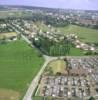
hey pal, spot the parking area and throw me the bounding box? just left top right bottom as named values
left=66, top=56, right=98, bottom=95
left=38, top=56, right=98, bottom=99
left=39, top=76, right=96, bottom=98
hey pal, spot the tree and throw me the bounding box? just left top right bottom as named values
left=17, top=34, right=21, bottom=40
left=89, top=96, right=95, bottom=100
left=0, top=36, right=7, bottom=44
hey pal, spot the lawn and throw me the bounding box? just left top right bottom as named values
left=68, top=46, right=84, bottom=56
left=47, top=60, right=66, bottom=75
left=59, top=25, right=98, bottom=43
left=0, top=40, right=44, bottom=100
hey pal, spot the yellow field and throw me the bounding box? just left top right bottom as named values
left=0, top=32, right=17, bottom=39
left=48, top=60, right=66, bottom=74
left=0, top=89, right=20, bottom=100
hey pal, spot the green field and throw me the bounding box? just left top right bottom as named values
left=68, top=46, right=84, bottom=56
left=0, top=40, right=44, bottom=100
left=59, top=25, right=98, bottom=43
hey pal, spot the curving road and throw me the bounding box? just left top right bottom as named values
left=11, top=29, right=65, bottom=100
left=23, top=59, right=48, bottom=100
left=21, top=34, right=62, bottom=100
left=23, top=55, right=58, bottom=100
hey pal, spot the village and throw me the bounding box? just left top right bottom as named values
left=0, top=5, right=98, bottom=100
left=0, top=19, right=97, bottom=55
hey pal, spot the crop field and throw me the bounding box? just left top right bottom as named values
left=0, top=10, right=33, bottom=19
left=59, top=25, right=98, bottom=43
left=0, top=40, right=44, bottom=100
left=0, top=32, right=17, bottom=39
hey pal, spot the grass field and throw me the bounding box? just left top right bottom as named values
left=68, top=46, right=84, bottom=56
left=0, top=40, right=44, bottom=100
left=59, top=25, right=98, bottom=43
left=47, top=60, right=66, bottom=75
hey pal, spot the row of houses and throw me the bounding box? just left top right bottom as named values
left=66, top=34, right=96, bottom=52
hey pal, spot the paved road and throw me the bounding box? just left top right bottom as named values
left=19, top=34, right=55, bottom=100
left=21, top=35, right=31, bottom=45
left=23, top=55, right=58, bottom=100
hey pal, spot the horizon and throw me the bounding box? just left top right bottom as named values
left=0, top=0, right=98, bottom=11
left=0, top=4, right=98, bottom=11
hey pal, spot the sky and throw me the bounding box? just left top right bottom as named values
left=0, top=0, right=98, bottom=10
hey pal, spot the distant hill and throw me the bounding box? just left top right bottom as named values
left=0, top=5, right=98, bottom=13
